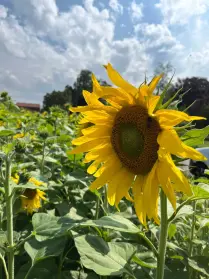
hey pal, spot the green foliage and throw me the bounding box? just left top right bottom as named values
left=0, top=92, right=209, bottom=279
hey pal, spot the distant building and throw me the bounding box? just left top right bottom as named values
left=16, top=103, right=40, bottom=112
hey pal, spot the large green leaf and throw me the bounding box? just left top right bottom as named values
left=24, top=237, right=66, bottom=264
left=32, top=213, right=78, bottom=241
left=0, top=128, right=15, bottom=137
left=182, top=126, right=209, bottom=147
left=80, top=215, right=140, bottom=234
left=191, top=183, right=209, bottom=200
left=16, top=259, right=59, bottom=279
left=74, top=234, right=136, bottom=277
left=188, top=256, right=209, bottom=276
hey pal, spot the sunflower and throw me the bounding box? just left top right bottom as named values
left=13, top=133, right=24, bottom=139
left=70, top=63, right=206, bottom=225
left=11, top=174, right=47, bottom=214
left=21, top=188, right=46, bottom=214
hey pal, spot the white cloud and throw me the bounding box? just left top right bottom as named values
left=134, top=23, right=184, bottom=52
left=0, top=5, right=8, bottom=18
left=0, top=0, right=151, bottom=103
left=156, top=0, right=209, bottom=25
left=109, top=0, right=123, bottom=14
left=129, top=1, right=143, bottom=22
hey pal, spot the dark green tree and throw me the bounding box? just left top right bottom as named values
left=154, top=62, right=174, bottom=91
left=169, top=77, right=209, bottom=128
left=42, top=86, right=73, bottom=111
left=72, top=70, right=110, bottom=106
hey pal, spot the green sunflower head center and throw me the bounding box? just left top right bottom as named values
left=111, top=105, right=161, bottom=175
left=119, top=123, right=144, bottom=158
left=23, top=189, right=37, bottom=200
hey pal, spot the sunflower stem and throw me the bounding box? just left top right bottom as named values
left=104, top=184, right=109, bottom=215
left=95, top=196, right=100, bottom=219
left=156, top=190, right=168, bottom=279
left=188, top=201, right=196, bottom=279
left=4, top=156, right=14, bottom=279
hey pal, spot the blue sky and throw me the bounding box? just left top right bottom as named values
left=0, top=0, right=209, bottom=104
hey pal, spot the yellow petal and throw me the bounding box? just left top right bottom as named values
left=143, top=162, right=160, bottom=224
left=107, top=168, right=128, bottom=206
left=158, top=129, right=207, bottom=161
left=72, top=127, right=110, bottom=145
left=71, top=104, right=118, bottom=114
left=84, top=143, right=113, bottom=162
left=82, top=90, right=102, bottom=106
left=89, top=155, right=121, bottom=191
left=158, top=149, right=192, bottom=196
left=148, top=95, right=160, bottom=114
left=92, top=73, right=102, bottom=97
left=157, top=160, right=176, bottom=210
left=155, top=109, right=206, bottom=128
left=81, top=125, right=112, bottom=136
left=115, top=171, right=135, bottom=207
left=69, top=139, right=109, bottom=154
left=87, top=159, right=102, bottom=174
left=105, top=63, right=138, bottom=96
left=132, top=175, right=147, bottom=225
left=148, top=74, right=163, bottom=96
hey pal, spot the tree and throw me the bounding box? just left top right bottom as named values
left=42, top=69, right=110, bottom=110
left=72, top=70, right=110, bottom=106
left=154, top=62, right=174, bottom=91
left=43, top=86, right=73, bottom=111
left=170, top=77, right=209, bottom=128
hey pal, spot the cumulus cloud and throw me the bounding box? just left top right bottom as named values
left=0, top=0, right=151, bottom=103
left=156, top=0, right=209, bottom=25
left=134, top=23, right=184, bottom=52
left=109, top=0, right=123, bottom=15
left=0, top=5, right=8, bottom=18
left=129, top=1, right=143, bottom=22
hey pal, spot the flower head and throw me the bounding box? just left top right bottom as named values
left=11, top=174, right=47, bottom=214
left=70, top=63, right=206, bottom=225
left=13, top=133, right=24, bottom=139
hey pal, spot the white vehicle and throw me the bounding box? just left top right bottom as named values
left=180, top=147, right=209, bottom=178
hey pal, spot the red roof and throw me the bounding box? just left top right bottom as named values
left=16, top=102, right=40, bottom=108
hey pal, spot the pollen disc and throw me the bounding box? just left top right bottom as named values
left=23, top=189, right=37, bottom=200
left=111, top=105, right=161, bottom=175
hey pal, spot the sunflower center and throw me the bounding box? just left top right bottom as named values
left=111, top=105, right=161, bottom=175
left=23, top=189, right=37, bottom=200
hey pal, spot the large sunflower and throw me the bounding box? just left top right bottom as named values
left=70, top=63, right=206, bottom=225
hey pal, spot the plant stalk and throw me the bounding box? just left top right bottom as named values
left=4, top=158, right=14, bottom=279
left=156, top=190, right=168, bottom=279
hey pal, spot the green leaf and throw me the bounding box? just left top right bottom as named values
left=16, top=259, right=59, bottom=279
left=74, top=235, right=136, bottom=277
left=80, top=215, right=140, bottom=234
left=191, top=183, right=209, bottom=200
left=182, top=126, right=209, bottom=147
left=0, top=128, right=15, bottom=136
left=168, top=224, right=177, bottom=240
left=44, top=156, right=59, bottom=164
left=188, top=256, right=209, bottom=276
left=132, top=251, right=157, bottom=269
left=32, top=213, right=78, bottom=241
left=62, top=271, right=99, bottom=279
left=14, top=182, right=47, bottom=191
left=24, top=237, right=66, bottom=264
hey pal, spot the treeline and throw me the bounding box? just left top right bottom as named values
left=42, top=70, right=109, bottom=111
left=42, top=65, right=209, bottom=128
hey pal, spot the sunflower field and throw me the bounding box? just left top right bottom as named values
left=1, top=65, right=209, bottom=279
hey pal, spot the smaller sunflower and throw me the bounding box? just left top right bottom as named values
left=11, top=174, right=47, bottom=214
left=13, top=133, right=24, bottom=139
left=21, top=188, right=46, bottom=214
